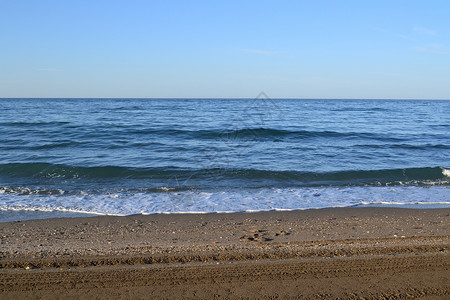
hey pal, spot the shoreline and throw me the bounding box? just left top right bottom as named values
left=1, top=207, right=449, bottom=298
left=1, top=202, right=449, bottom=223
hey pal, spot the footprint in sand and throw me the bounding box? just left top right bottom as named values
left=240, top=229, right=291, bottom=242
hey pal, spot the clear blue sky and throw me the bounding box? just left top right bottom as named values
left=1, top=0, right=449, bottom=99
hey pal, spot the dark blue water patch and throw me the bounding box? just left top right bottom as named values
left=4, top=125, right=412, bottom=142
left=214, top=128, right=407, bottom=142
left=428, top=124, right=450, bottom=128
left=356, top=143, right=450, bottom=150
left=26, top=141, right=83, bottom=150
left=330, top=107, right=393, bottom=112
left=0, top=121, right=71, bottom=127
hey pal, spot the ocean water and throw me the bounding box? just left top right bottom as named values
left=0, top=97, right=449, bottom=221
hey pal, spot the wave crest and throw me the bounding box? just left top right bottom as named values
left=0, top=163, right=449, bottom=187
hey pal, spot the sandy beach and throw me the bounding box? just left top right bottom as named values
left=1, top=207, right=449, bottom=299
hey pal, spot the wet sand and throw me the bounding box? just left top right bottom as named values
left=1, top=207, right=449, bottom=299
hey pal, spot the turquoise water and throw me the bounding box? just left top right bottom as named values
left=0, top=98, right=449, bottom=221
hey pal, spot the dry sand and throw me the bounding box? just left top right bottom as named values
left=0, top=207, right=449, bottom=299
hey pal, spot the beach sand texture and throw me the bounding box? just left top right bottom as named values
left=1, top=207, right=449, bottom=299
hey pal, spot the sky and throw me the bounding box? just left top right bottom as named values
left=1, top=0, right=450, bottom=99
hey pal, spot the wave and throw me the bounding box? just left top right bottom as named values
left=0, top=121, right=70, bottom=127
left=331, top=107, right=392, bottom=112
left=1, top=163, right=448, bottom=187
left=357, top=143, right=450, bottom=150
left=0, top=186, right=67, bottom=195
left=3, top=123, right=410, bottom=142
left=0, top=185, right=194, bottom=196
left=126, top=127, right=407, bottom=142
left=224, top=166, right=450, bottom=186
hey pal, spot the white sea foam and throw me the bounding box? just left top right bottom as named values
left=442, top=167, right=450, bottom=177
left=0, top=185, right=449, bottom=222
left=0, top=205, right=120, bottom=216
left=156, top=187, right=176, bottom=192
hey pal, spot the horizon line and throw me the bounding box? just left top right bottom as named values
left=1, top=97, right=449, bottom=101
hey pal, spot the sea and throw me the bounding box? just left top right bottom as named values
left=0, top=97, right=449, bottom=222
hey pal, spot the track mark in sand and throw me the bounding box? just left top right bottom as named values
left=0, top=252, right=448, bottom=292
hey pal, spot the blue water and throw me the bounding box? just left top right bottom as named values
left=0, top=98, right=449, bottom=221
